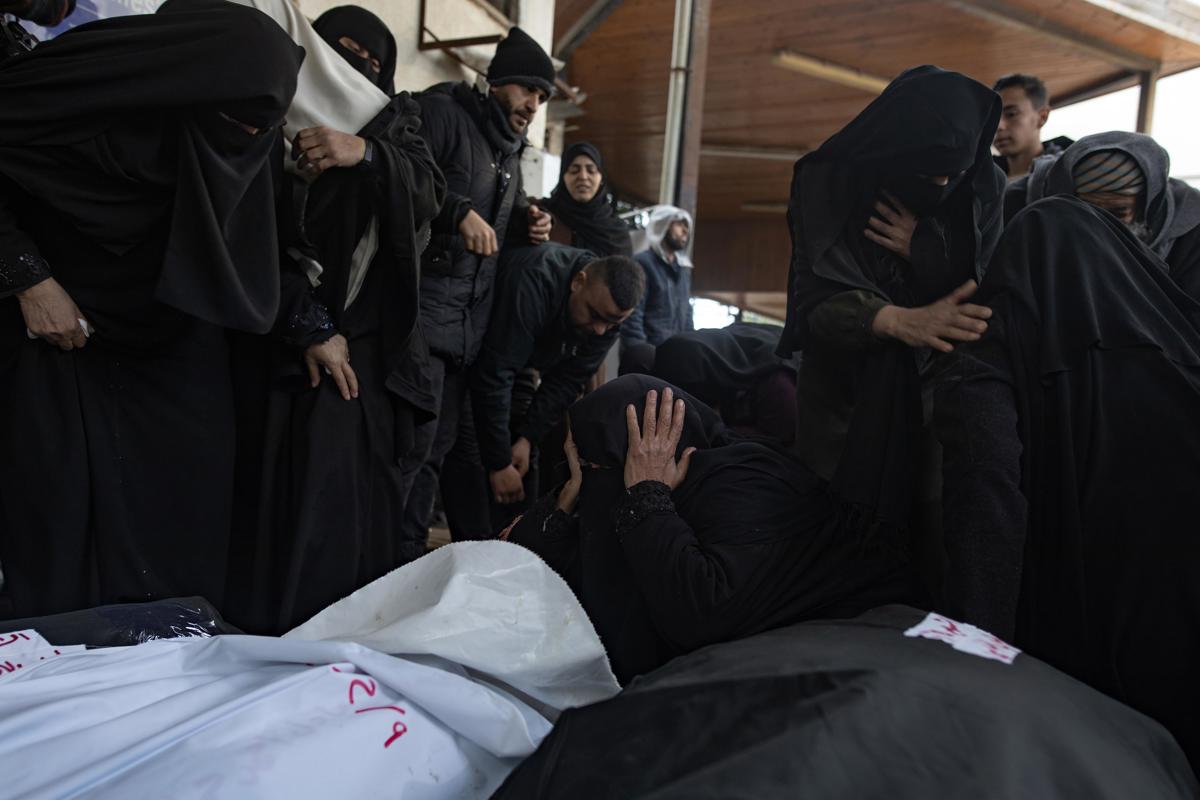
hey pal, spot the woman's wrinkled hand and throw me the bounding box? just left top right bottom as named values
left=623, top=387, right=697, bottom=490
left=304, top=334, right=358, bottom=400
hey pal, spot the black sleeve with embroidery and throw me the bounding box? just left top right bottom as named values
left=616, top=477, right=753, bottom=653
left=614, top=481, right=675, bottom=540
left=274, top=271, right=337, bottom=350
left=0, top=176, right=51, bottom=299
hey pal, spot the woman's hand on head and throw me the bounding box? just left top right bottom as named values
left=623, top=387, right=697, bottom=490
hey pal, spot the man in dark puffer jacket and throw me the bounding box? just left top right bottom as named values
left=397, top=26, right=556, bottom=558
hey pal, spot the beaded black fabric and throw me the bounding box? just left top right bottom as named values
left=0, top=251, right=51, bottom=296
left=614, top=480, right=674, bottom=540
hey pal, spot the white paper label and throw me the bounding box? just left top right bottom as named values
left=0, top=630, right=50, bottom=653
left=0, top=645, right=86, bottom=680
left=904, top=612, right=1021, bottom=665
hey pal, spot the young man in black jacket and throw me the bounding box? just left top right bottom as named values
left=472, top=245, right=644, bottom=517
left=399, top=27, right=556, bottom=556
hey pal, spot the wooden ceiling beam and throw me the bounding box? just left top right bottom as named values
left=1052, top=69, right=1140, bottom=106
left=945, top=0, right=1160, bottom=71
left=1079, top=0, right=1200, bottom=48
left=555, top=0, right=625, bottom=60
left=700, top=144, right=808, bottom=161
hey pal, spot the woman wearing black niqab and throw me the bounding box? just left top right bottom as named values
left=541, top=142, right=633, bottom=258
left=225, top=0, right=446, bottom=635
left=0, top=0, right=304, bottom=618
left=507, top=374, right=912, bottom=683
left=313, top=5, right=396, bottom=95
left=1004, top=131, right=1200, bottom=302
left=776, top=66, right=1004, bottom=543
left=932, top=194, right=1200, bottom=768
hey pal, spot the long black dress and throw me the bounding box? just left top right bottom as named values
left=228, top=94, right=445, bottom=635
left=936, top=195, right=1200, bottom=768
left=0, top=1, right=303, bottom=618
left=776, top=66, right=1004, bottom=540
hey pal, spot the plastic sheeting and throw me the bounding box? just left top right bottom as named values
left=0, top=596, right=240, bottom=647
left=495, top=605, right=1199, bottom=798
left=286, top=541, right=619, bottom=713
left=0, top=542, right=620, bottom=799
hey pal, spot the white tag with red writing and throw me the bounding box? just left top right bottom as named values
left=0, top=630, right=50, bottom=653
left=0, top=645, right=86, bottom=680
left=904, top=612, right=1021, bottom=665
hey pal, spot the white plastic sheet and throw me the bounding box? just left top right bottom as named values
left=0, top=543, right=619, bottom=799
left=287, top=541, right=619, bottom=713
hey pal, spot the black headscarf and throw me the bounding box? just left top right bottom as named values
left=566, top=374, right=910, bottom=680
left=569, top=376, right=822, bottom=549
left=1019, top=131, right=1200, bottom=260
left=964, top=194, right=1200, bottom=764
left=781, top=65, right=1002, bottom=335
left=569, top=375, right=809, bottom=512
left=543, top=142, right=633, bottom=258
left=565, top=374, right=733, bottom=680
left=0, top=0, right=304, bottom=334
left=313, top=5, right=396, bottom=96
left=569, top=374, right=731, bottom=469
left=651, top=322, right=794, bottom=410
left=777, top=65, right=1003, bottom=539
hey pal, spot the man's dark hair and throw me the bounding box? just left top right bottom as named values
left=993, top=73, right=1049, bottom=109
left=585, top=255, right=645, bottom=311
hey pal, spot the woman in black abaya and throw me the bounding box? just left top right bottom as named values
left=1004, top=130, right=1200, bottom=302
left=0, top=0, right=304, bottom=617
left=507, top=375, right=911, bottom=683
left=225, top=2, right=446, bottom=634
left=776, top=66, right=1004, bottom=545
left=934, top=195, right=1200, bottom=768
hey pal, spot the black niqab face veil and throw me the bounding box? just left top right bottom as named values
left=0, top=0, right=305, bottom=333
left=314, top=6, right=397, bottom=96
left=786, top=65, right=1002, bottom=304
left=777, top=67, right=1004, bottom=541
